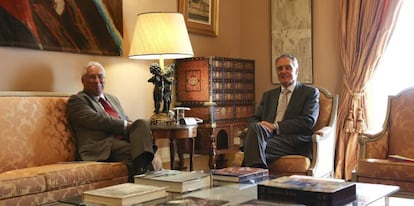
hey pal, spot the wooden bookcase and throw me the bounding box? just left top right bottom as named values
left=175, top=56, right=255, bottom=168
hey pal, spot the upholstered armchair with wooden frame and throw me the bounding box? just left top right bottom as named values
left=354, top=87, right=414, bottom=194
left=229, top=87, right=338, bottom=178
left=267, top=87, right=338, bottom=177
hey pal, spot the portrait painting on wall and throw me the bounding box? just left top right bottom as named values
left=0, top=0, right=123, bottom=56
left=271, top=0, right=313, bottom=84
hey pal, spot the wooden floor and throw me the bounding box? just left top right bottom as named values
left=161, top=154, right=212, bottom=172
left=161, top=151, right=244, bottom=172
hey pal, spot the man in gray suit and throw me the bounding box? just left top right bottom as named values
left=242, top=54, right=319, bottom=168
left=67, top=61, right=157, bottom=182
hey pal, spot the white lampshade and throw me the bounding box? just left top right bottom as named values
left=128, top=12, right=194, bottom=62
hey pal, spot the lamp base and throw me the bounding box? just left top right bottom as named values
left=149, top=113, right=176, bottom=126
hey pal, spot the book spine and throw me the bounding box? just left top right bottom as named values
left=257, top=184, right=356, bottom=206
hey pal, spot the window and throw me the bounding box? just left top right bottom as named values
left=367, top=0, right=414, bottom=130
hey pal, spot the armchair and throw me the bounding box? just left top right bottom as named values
left=267, top=87, right=338, bottom=177
left=354, top=87, right=414, bottom=194
left=230, top=87, right=338, bottom=178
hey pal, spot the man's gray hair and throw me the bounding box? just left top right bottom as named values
left=82, top=61, right=106, bottom=77
left=275, top=54, right=299, bottom=69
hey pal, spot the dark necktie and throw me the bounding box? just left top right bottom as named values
left=99, top=97, right=119, bottom=118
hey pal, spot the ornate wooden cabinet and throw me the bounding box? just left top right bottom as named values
left=175, top=56, right=255, bottom=168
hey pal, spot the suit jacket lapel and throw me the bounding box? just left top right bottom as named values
left=269, top=88, right=282, bottom=121
left=82, top=92, right=106, bottom=114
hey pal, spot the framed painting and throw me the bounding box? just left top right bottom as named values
left=178, top=0, right=219, bottom=37
left=0, top=0, right=123, bottom=56
left=271, top=0, right=313, bottom=84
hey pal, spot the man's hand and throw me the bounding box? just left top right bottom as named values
left=127, top=121, right=132, bottom=128
left=260, top=121, right=277, bottom=132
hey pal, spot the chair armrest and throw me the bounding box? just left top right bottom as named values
left=312, top=126, right=332, bottom=141
left=308, top=126, right=335, bottom=177
left=359, top=129, right=389, bottom=159
left=359, top=128, right=387, bottom=143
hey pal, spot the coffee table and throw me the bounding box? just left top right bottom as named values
left=179, top=181, right=399, bottom=205
left=353, top=182, right=400, bottom=206
left=47, top=180, right=399, bottom=206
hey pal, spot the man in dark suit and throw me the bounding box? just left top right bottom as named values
left=242, top=54, right=319, bottom=168
left=67, top=61, right=156, bottom=182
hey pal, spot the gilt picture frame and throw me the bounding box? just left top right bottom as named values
left=271, top=0, right=313, bottom=84
left=178, top=0, right=219, bottom=37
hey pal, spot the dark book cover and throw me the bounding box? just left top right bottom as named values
left=236, top=199, right=305, bottom=206
left=257, top=176, right=356, bottom=206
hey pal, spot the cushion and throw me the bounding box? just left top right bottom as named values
left=0, top=96, right=75, bottom=173
left=0, top=162, right=127, bottom=199
left=357, top=159, right=414, bottom=180
left=0, top=172, right=46, bottom=199
left=313, top=91, right=332, bottom=132
left=269, top=155, right=311, bottom=172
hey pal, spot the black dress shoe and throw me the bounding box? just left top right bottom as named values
left=128, top=175, right=135, bottom=183
left=128, top=166, right=149, bottom=183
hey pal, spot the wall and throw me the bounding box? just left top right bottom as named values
left=0, top=0, right=342, bottom=161
left=240, top=0, right=342, bottom=102
left=0, top=0, right=247, bottom=119
left=0, top=0, right=342, bottom=116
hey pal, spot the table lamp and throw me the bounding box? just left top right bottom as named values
left=128, top=12, right=194, bottom=126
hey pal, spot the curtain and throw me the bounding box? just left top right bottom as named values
left=334, top=0, right=402, bottom=180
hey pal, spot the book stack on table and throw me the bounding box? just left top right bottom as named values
left=134, top=169, right=211, bottom=198
left=211, top=167, right=269, bottom=185
left=82, top=183, right=168, bottom=206
left=257, top=175, right=356, bottom=206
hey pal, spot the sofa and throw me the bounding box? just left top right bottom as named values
left=0, top=91, right=144, bottom=205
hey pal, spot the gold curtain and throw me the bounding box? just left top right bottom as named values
left=334, top=0, right=402, bottom=180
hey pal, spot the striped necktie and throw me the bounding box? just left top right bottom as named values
left=99, top=97, right=119, bottom=118
left=99, top=97, right=124, bottom=140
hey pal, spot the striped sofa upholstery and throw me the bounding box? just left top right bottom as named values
left=0, top=92, right=128, bottom=205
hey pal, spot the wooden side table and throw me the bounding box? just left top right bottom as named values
left=150, top=125, right=197, bottom=171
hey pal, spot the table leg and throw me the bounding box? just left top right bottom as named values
left=209, top=134, right=217, bottom=169
left=177, top=140, right=185, bottom=170
left=384, top=196, right=390, bottom=206
left=189, top=137, right=194, bottom=171
left=169, top=138, right=176, bottom=170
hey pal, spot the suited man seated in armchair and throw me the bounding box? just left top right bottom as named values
left=242, top=54, right=319, bottom=169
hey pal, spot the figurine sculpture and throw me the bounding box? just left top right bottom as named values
left=147, top=63, right=176, bottom=125
left=162, top=64, right=175, bottom=113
